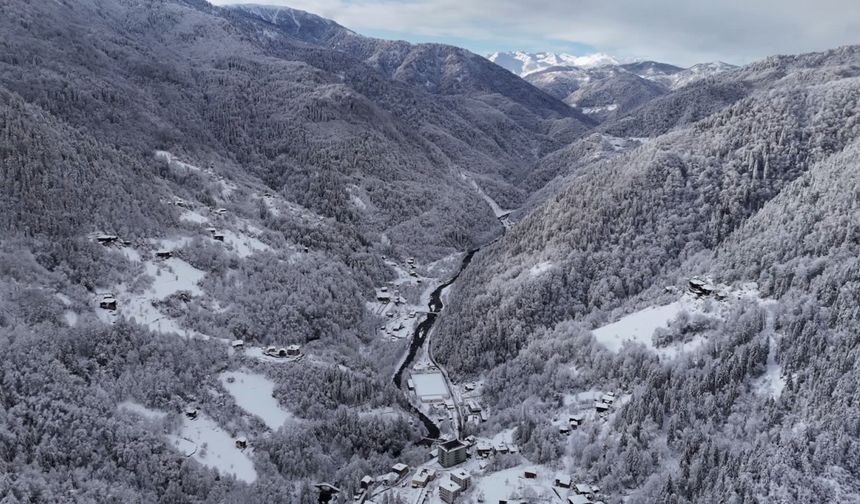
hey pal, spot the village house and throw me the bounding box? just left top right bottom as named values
left=476, top=440, right=493, bottom=458
left=155, top=250, right=173, bottom=260
left=213, top=232, right=225, bottom=242
left=559, top=424, right=571, bottom=435
left=569, top=414, right=585, bottom=428
left=438, top=480, right=462, bottom=504
left=688, top=277, right=715, bottom=297
left=231, top=340, right=244, bottom=350
left=265, top=346, right=289, bottom=358
left=601, top=393, right=615, bottom=405
left=377, top=289, right=392, bottom=303
left=391, top=462, right=409, bottom=477
left=594, top=401, right=610, bottom=413
left=494, top=440, right=508, bottom=454
left=555, top=475, right=572, bottom=488
left=96, top=234, right=119, bottom=246
left=438, top=439, right=468, bottom=468
left=286, top=344, right=301, bottom=357
left=411, top=468, right=435, bottom=488
left=99, top=294, right=117, bottom=311
left=214, top=208, right=227, bottom=215
left=524, top=468, right=537, bottom=479
left=466, top=400, right=482, bottom=414
left=360, top=475, right=374, bottom=490
left=235, top=437, right=247, bottom=449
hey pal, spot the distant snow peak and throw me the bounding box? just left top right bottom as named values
left=487, top=51, right=621, bottom=76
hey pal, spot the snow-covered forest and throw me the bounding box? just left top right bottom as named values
left=2, top=0, right=860, bottom=502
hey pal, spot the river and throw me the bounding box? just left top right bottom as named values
left=392, top=249, right=478, bottom=441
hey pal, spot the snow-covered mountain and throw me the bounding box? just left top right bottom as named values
left=492, top=51, right=738, bottom=123
left=487, top=51, right=622, bottom=76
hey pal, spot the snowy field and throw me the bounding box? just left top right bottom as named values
left=168, top=414, right=257, bottom=483
left=219, top=370, right=294, bottom=430
left=118, top=401, right=255, bottom=482
left=412, top=372, right=449, bottom=401
left=592, top=301, right=685, bottom=352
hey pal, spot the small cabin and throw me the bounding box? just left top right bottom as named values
left=286, top=344, right=301, bottom=357
left=476, top=441, right=493, bottom=457
left=360, top=475, right=374, bottom=490
left=524, top=468, right=537, bottom=479
left=594, top=401, right=610, bottom=413
left=264, top=346, right=288, bottom=358
left=235, top=437, right=247, bottom=449
left=96, top=234, right=119, bottom=246
left=409, top=270, right=418, bottom=277
left=688, top=277, right=714, bottom=297
left=559, top=424, right=571, bottom=435
left=407, top=257, right=415, bottom=265
left=600, top=393, right=615, bottom=405
left=99, top=294, right=117, bottom=311
left=231, top=340, right=244, bottom=350
left=185, top=408, right=199, bottom=420
left=214, top=208, right=227, bottom=215
left=213, top=232, right=225, bottom=242
left=155, top=250, right=173, bottom=260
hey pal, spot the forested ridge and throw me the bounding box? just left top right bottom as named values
left=2, top=0, right=860, bottom=502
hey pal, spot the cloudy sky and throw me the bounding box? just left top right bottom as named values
left=213, top=0, right=860, bottom=66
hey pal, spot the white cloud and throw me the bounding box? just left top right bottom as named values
left=212, top=0, right=860, bottom=65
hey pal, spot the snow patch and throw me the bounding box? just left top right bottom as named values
left=219, top=370, right=294, bottom=430
left=220, top=229, right=271, bottom=258
left=117, top=401, right=167, bottom=421
left=593, top=302, right=685, bottom=353
left=167, top=414, right=257, bottom=483
left=528, top=261, right=554, bottom=277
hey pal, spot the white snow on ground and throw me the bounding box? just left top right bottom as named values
left=120, top=247, right=142, bottom=262
left=349, top=193, right=367, bottom=211
left=756, top=336, right=786, bottom=399
left=219, top=370, right=293, bottom=430
left=412, top=372, right=449, bottom=400
left=593, top=301, right=684, bottom=352
left=470, top=464, right=558, bottom=503
left=220, top=229, right=271, bottom=258
left=180, top=209, right=209, bottom=224
left=167, top=414, right=257, bottom=483
left=117, top=401, right=167, bottom=420
left=155, top=150, right=201, bottom=173
left=528, top=261, right=554, bottom=277
left=63, top=311, right=78, bottom=327
left=55, top=293, right=71, bottom=306
left=144, top=258, right=205, bottom=298
left=754, top=307, right=786, bottom=399
left=153, top=236, right=194, bottom=251
left=107, top=254, right=207, bottom=337
left=581, top=103, right=619, bottom=114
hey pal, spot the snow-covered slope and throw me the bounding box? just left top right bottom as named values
left=487, top=51, right=621, bottom=76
